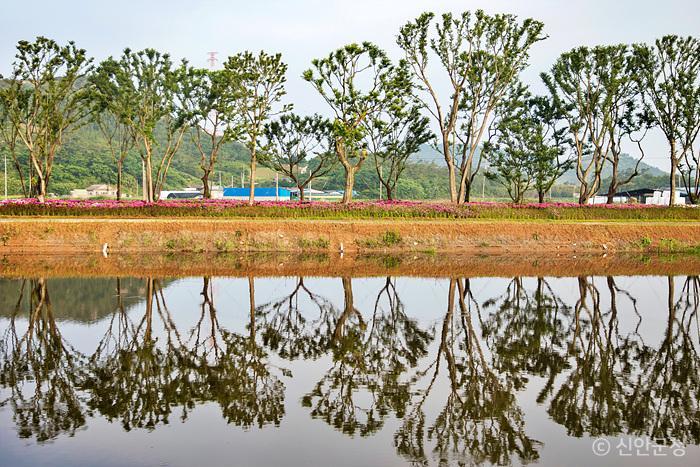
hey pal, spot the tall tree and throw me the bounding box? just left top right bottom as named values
left=0, top=96, right=28, bottom=197
left=397, top=10, right=546, bottom=203
left=485, top=89, right=573, bottom=204
left=363, top=80, right=433, bottom=201
left=92, top=49, right=196, bottom=202
left=303, top=42, right=408, bottom=203
left=0, top=37, right=93, bottom=201
left=634, top=36, right=700, bottom=205
left=542, top=45, right=638, bottom=204
left=88, top=59, right=137, bottom=200
left=223, top=51, right=290, bottom=205
left=182, top=69, right=242, bottom=198
left=262, top=113, right=335, bottom=202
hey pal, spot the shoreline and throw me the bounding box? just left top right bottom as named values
left=1, top=251, right=700, bottom=278
left=0, top=217, right=699, bottom=255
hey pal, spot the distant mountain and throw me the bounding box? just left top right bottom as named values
left=410, top=144, right=667, bottom=183
left=558, top=153, right=667, bottom=184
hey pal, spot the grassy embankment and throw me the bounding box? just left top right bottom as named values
left=0, top=200, right=698, bottom=254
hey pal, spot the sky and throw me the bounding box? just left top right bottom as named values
left=2, top=0, right=699, bottom=170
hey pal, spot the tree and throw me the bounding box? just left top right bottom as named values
left=363, top=80, right=433, bottom=200
left=222, top=51, right=290, bottom=205
left=0, top=37, right=93, bottom=201
left=485, top=89, right=573, bottom=203
left=262, top=113, right=335, bottom=202
left=0, top=95, right=28, bottom=197
left=88, top=59, right=137, bottom=200
left=303, top=42, right=408, bottom=203
left=542, top=45, right=639, bottom=204
left=634, top=36, right=700, bottom=205
left=397, top=10, right=546, bottom=204
left=92, top=49, right=196, bottom=202
left=182, top=69, right=242, bottom=198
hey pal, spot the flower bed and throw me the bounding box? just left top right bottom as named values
left=0, top=198, right=697, bottom=221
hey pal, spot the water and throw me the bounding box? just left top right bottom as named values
left=0, top=260, right=698, bottom=466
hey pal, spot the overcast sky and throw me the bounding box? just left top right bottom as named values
left=2, top=0, right=699, bottom=169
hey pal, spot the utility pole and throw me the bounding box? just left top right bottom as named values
left=3, top=151, right=7, bottom=200
left=276, top=173, right=280, bottom=200
left=240, top=172, right=244, bottom=188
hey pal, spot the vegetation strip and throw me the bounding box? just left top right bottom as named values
left=1, top=199, right=698, bottom=221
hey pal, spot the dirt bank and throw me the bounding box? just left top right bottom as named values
left=0, top=218, right=698, bottom=255
left=2, top=251, right=700, bottom=279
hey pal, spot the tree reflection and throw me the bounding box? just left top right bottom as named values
left=626, top=276, right=700, bottom=444
left=481, top=277, right=572, bottom=396
left=0, top=279, right=87, bottom=442
left=396, top=278, right=541, bottom=466
left=1, top=273, right=699, bottom=457
left=83, top=276, right=286, bottom=430
left=257, top=277, right=340, bottom=360
left=301, top=277, right=432, bottom=436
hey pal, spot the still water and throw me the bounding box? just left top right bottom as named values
left=0, top=268, right=698, bottom=466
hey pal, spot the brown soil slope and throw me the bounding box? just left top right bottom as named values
left=0, top=218, right=698, bottom=254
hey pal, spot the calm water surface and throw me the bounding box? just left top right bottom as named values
left=0, top=270, right=698, bottom=466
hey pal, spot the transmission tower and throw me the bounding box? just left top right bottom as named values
left=207, top=51, right=219, bottom=69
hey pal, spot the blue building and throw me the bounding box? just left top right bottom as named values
left=222, top=187, right=292, bottom=201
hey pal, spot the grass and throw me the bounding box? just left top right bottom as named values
left=0, top=199, right=699, bottom=221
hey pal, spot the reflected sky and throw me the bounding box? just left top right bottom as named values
left=0, top=274, right=698, bottom=466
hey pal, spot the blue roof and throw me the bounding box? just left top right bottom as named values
left=223, top=187, right=291, bottom=197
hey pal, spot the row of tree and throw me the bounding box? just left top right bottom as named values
left=3, top=274, right=698, bottom=462
left=1, top=10, right=699, bottom=204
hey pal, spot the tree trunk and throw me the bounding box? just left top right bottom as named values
left=538, top=190, right=545, bottom=204
left=460, top=181, right=471, bottom=204
left=145, top=157, right=154, bottom=203
left=202, top=170, right=211, bottom=199
left=606, top=159, right=619, bottom=204
left=248, top=276, right=256, bottom=339
left=248, top=149, right=256, bottom=206
left=116, top=159, right=123, bottom=201
left=36, top=175, right=46, bottom=203
left=669, top=144, right=677, bottom=206
left=298, top=183, right=305, bottom=203
left=441, top=134, right=458, bottom=203
left=342, top=166, right=355, bottom=204
left=385, top=185, right=394, bottom=201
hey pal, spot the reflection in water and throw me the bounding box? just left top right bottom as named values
left=395, top=279, right=541, bottom=466
left=0, top=274, right=698, bottom=466
left=0, top=279, right=87, bottom=441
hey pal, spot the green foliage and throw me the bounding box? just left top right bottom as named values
left=485, top=85, right=573, bottom=203
left=542, top=44, right=642, bottom=204
left=633, top=36, right=700, bottom=204
left=304, top=42, right=408, bottom=203
left=262, top=113, right=335, bottom=201
left=397, top=9, right=547, bottom=203
left=223, top=51, right=291, bottom=203
left=0, top=36, right=94, bottom=200
left=364, top=67, right=433, bottom=200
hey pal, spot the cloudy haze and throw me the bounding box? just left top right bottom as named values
left=2, top=0, right=699, bottom=169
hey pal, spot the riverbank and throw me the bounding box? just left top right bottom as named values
left=2, top=251, right=700, bottom=278
left=0, top=217, right=698, bottom=254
